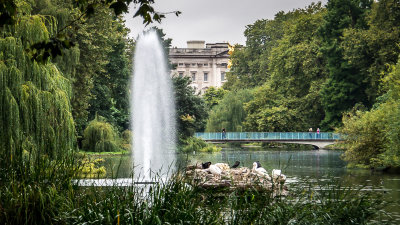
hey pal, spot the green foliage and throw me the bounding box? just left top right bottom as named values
left=226, top=17, right=283, bottom=89
left=206, top=89, right=253, bottom=132
left=77, top=157, right=107, bottom=178
left=87, top=30, right=132, bottom=131
left=339, top=0, right=400, bottom=104
left=82, top=116, right=120, bottom=152
left=120, top=129, right=132, bottom=151
left=0, top=9, right=76, bottom=170
left=243, top=84, right=300, bottom=132
left=226, top=4, right=329, bottom=132
left=227, top=0, right=399, bottom=133
left=203, top=86, right=227, bottom=109
left=319, top=0, right=373, bottom=129
left=72, top=7, right=120, bottom=134
left=173, top=76, right=208, bottom=138
left=340, top=106, right=389, bottom=167
left=1, top=0, right=179, bottom=63
left=340, top=57, right=400, bottom=168
left=267, top=4, right=327, bottom=130
left=180, top=136, right=221, bottom=153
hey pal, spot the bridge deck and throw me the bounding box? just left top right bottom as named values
left=195, top=132, right=341, bottom=142
left=195, top=132, right=341, bottom=149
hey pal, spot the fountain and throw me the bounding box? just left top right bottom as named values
left=131, top=30, right=176, bottom=181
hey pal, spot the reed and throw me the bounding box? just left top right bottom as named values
left=0, top=155, right=386, bottom=224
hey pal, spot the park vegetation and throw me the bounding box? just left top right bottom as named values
left=205, top=0, right=400, bottom=169
left=0, top=0, right=398, bottom=223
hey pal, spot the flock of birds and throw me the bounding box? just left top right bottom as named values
left=199, top=160, right=286, bottom=183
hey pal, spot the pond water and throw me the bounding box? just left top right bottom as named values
left=99, top=148, right=400, bottom=222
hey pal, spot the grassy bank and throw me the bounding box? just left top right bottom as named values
left=77, top=150, right=130, bottom=156
left=324, top=142, right=347, bottom=150
left=215, top=142, right=316, bottom=150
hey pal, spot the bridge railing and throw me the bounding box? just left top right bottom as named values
left=195, top=132, right=341, bottom=141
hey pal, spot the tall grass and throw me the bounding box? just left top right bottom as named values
left=0, top=153, right=387, bottom=224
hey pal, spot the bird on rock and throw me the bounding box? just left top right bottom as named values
left=252, top=162, right=271, bottom=180
left=208, top=164, right=222, bottom=179
left=272, top=169, right=286, bottom=183
left=231, top=161, right=240, bottom=168
left=202, top=161, right=211, bottom=169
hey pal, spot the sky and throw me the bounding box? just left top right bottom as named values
left=123, top=0, right=328, bottom=48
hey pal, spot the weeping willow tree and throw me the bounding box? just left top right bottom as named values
left=82, top=115, right=119, bottom=152
left=206, top=89, right=253, bottom=132
left=0, top=4, right=76, bottom=170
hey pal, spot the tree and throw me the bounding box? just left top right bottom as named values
left=340, top=56, right=400, bottom=168
left=339, top=0, right=400, bottom=104
left=319, top=0, right=373, bottom=129
left=72, top=7, right=116, bottom=135
left=88, top=19, right=133, bottom=131
left=173, top=76, right=208, bottom=139
left=203, top=87, right=227, bottom=109
left=243, top=85, right=301, bottom=132
left=268, top=3, right=327, bottom=129
left=0, top=10, right=75, bottom=168
left=82, top=115, right=120, bottom=152
left=206, top=89, right=253, bottom=132
left=1, top=0, right=180, bottom=62
left=226, top=13, right=287, bottom=89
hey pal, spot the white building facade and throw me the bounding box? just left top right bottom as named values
left=169, top=41, right=230, bottom=94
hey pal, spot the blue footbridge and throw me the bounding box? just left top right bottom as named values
left=195, top=132, right=342, bottom=149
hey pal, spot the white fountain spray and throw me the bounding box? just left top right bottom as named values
left=131, top=30, right=176, bottom=181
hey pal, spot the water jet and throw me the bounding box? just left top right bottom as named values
left=131, top=30, right=176, bottom=181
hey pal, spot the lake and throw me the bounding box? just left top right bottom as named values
left=99, top=148, right=400, bottom=222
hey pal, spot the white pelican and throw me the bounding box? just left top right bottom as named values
left=208, top=164, right=222, bottom=179
left=214, top=163, right=230, bottom=172
left=252, top=162, right=271, bottom=180
left=272, top=169, right=286, bottom=183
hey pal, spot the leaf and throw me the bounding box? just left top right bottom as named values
left=110, top=1, right=128, bottom=16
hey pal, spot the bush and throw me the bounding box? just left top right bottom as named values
left=76, top=157, right=107, bottom=178
left=180, top=137, right=221, bottom=153
left=199, top=145, right=221, bottom=153
left=82, top=116, right=120, bottom=152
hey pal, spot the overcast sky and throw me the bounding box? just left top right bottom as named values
left=123, top=0, right=328, bottom=48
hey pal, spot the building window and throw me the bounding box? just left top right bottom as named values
left=203, top=63, right=208, bottom=66
left=178, top=72, right=184, bottom=78
left=191, top=63, right=196, bottom=66
left=221, top=72, right=226, bottom=81
left=204, top=72, right=208, bottom=82
left=221, top=63, right=227, bottom=68
left=178, top=63, right=184, bottom=66
left=191, top=72, right=196, bottom=82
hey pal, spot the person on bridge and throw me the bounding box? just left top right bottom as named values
left=317, top=128, right=320, bottom=138
left=309, top=127, right=313, bottom=139
left=222, top=128, right=226, bottom=139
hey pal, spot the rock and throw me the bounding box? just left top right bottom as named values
left=184, top=163, right=288, bottom=195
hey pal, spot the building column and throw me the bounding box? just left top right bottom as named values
left=212, top=58, right=217, bottom=87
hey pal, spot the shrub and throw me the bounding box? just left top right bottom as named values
left=180, top=136, right=221, bottom=153
left=82, top=116, right=120, bottom=152
left=76, top=157, right=107, bottom=178
left=199, top=145, right=221, bottom=153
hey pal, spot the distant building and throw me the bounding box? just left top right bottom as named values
left=169, top=40, right=230, bottom=94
